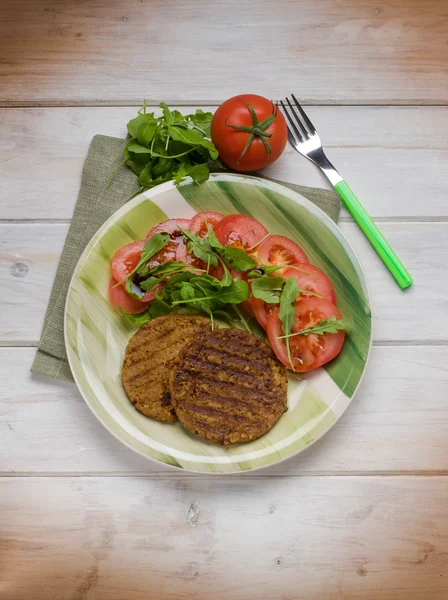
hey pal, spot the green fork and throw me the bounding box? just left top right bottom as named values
left=277, top=94, right=413, bottom=289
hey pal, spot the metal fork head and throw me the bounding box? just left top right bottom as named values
left=276, top=94, right=322, bottom=155
left=275, top=94, right=342, bottom=186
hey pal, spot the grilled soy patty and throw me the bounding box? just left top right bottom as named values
left=122, top=314, right=211, bottom=422
left=170, top=328, right=288, bottom=445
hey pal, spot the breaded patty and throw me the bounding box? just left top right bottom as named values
left=170, top=328, right=288, bottom=445
left=122, top=314, right=211, bottom=421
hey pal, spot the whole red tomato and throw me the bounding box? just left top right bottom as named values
left=210, top=94, right=288, bottom=172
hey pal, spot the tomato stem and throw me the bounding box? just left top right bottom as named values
left=224, top=97, right=279, bottom=164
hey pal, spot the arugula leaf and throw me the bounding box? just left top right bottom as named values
left=148, top=298, right=172, bottom=319
left=207, top=228, right=256, bottom=272
left=127, top=114, right=151, bottom=137
left=172, top=278, right=249, bottom=307
left=127, top=141, right=154, bottom=154
left=160, top=103, right=173, bottom=126
left=134, top=233, right=170, bottom=277
left=218, top=246, right=256, bottom=272
left=251, top=275, right=286, bottom=303
left=118, top=307, right=152, bottom=326
left=114, top=233, right=169, bottom=286
left=279, top=276, right=299, bottom=370
left=218, top=257, right=233, bottom=286
left=137, top=119, right=158, bottom=147
left=139, top=276, right=159, bottom=291
left=231, top=304, right=251, bottom=333
left=145, top=261, right=198, bottom=278
left=178, top=227, right=218, bottom=266
left=168, top=125, right=219, bottom=160
left=125, top=278, right=145, bottom=300
left=247, top=264, right=288, bottom=278
left=213, top=309, right=238, bottom=328
left=185, top=163, right=210, bottom=185
left=247, top=317, right=266, bottom=340
left=278, top=317, right=347, bottom=339
left=207, top=228, right=222, bottom=249
left=188, top=109, right=214, bottom=137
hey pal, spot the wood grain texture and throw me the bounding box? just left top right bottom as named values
left=1, top=106, right=447, bottom=220
left=1, top=221, right=447, bottom=343
left=0, top=0, right=447, bottom=105
left=1, top=346, right=447, bottom=475
left=1, top=476, right=447, bottom=600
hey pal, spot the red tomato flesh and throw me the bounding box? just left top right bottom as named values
left=267, top=297, right=344, bottom=372
left=146, top=218, right=191, bottom=265
left=215, top=214, right=268, bottom=250
left=111, top=241, right=144, bottom=284
left=250, top=294, right=276, bottom=329
left=108, top=277, right=150, bottom=314
left=256, top=235, right=308, bottom=275
left=146, top=218, right=191, bottom=239
left=190, top=211, right=224, bottom=237
left=283, top=265, right=336, bottom=304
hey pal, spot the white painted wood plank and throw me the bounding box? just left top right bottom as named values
left=1, top=222, right=447, bottom=343
left=1, top=476, right=447, bottom=599
left=1, top=347, right=447, bottom=475
left=1, top=0, right=447, bottom=105
left=1, top=106, right=447, bottom=220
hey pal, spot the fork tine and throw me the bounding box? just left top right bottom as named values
left=279, top=100, right=304, bottom=143
left=291, top=93, right=316, bottom=135
left=285, top=97, right=309, bottom=140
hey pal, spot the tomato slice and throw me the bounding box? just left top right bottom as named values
left=146, top=218, right=191, bottom=239
left=108, top=278, right=150, bottom=314
left=256, top=235, right=308, bottom=275
left=266, top=297, right=345, bottom=373
left=250, top=295, right=276, bottom=329
left=283, top=265, right=336, bottom=304
left=190, top=211, right=224, bottom=237
left=111, top=241, right=145, bottom=284
left=215, top=214, right=268, bottom=250
left=146, top=218, right=191, bottom=265
left=111, top=239, right=169, bottom=302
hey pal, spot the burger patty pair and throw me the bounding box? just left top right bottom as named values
left=122, top=315, right=288, bottom=446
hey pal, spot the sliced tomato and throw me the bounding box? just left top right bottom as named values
left=146, top=218, right=191, bottom=239
left=215, top=214, right=268, bottom=250
left=108, top=278, right=150, bottom=314
left=250, top=295, right=276, bottom=329
left=111, top=239, right=172, bottom=301
left=255, top=235, right=308, bottom=275
left=111, top=240, right=145, bottom=284
left=283, top=265, right=336, bottom=304
left=266, top=297, right=345, bottom=373
left=190, top=211, right=224, bottom=237
left=146, top=218, right=192, bottom=265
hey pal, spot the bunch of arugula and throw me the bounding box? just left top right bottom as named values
left=110, top=102, right=223, bottom=193
left=117, top=229, right=262, bottom=334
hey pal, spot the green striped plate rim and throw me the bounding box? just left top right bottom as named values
left=65, top=173, right=372, bottom=473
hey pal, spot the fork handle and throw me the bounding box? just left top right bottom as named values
left=334, top=180, right=413, bottom=289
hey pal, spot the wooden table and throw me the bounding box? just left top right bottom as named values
left=1, top=1, right=447, bottom=598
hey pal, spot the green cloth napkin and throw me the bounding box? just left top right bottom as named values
left=31, top=134, right=341, bottom=382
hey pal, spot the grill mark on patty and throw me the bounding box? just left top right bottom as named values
left=173, top=369, right=285, bottom=403
left=183, top=347, right=270, bottom=375
left=178, top=355, right=272, bottom=390
left=182, top=403, right=250, bottom=424
left=202, top=337, right=275, bottom=361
